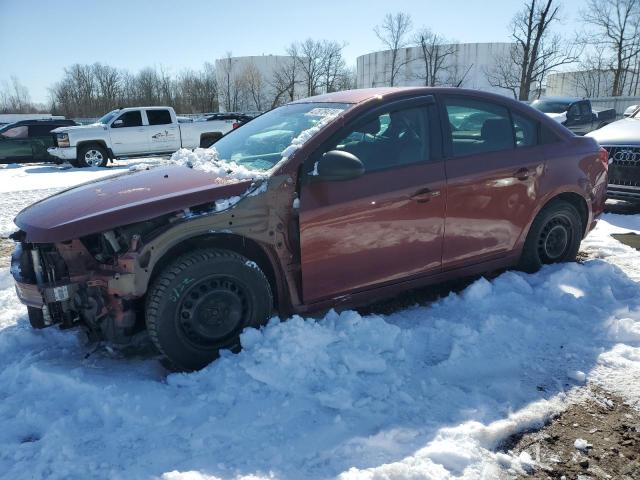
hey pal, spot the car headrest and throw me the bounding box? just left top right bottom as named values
left=481, top=118, right=513, bottom=149
left=355, top=117, right=381, bottom=136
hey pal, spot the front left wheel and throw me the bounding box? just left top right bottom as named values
left=77, top=144, right=109, bottom=168
left=145, top=249, right=273, bottom=371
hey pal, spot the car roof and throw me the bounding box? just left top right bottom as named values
left=6, top=119, right=75, bottom=126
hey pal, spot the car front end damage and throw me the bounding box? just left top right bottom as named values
left=11, top=227, right=153, bottom=341
left=9, top=173, right=300, bottom=343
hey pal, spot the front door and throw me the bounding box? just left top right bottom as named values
left=299, top=98, right=446, bottom=303
left=440, top=95, right=546, bottom=269
left=109, top=110, right=149, bottom=155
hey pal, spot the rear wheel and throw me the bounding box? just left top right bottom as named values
left=77, top=144, right=109, bottom=167
left=145, top=249, right=273, bottom=371
left=27, top=306, right=46, bottom=329
left=518, top=200, right=583, bottom=273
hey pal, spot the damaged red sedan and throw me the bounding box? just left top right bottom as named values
left=10, top=88, right=608, bottom=370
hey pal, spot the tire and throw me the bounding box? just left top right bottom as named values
left=27, top=306, right=46, bottom=329
left=145, top=248, right=273, bottom=371
left=77, top=144, right=109, bottom=168
left=518, top=200, right=583, bottom=273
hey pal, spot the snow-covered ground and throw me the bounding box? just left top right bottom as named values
left=0, top=162, right=639, bottom=479
left=0, top=159, right=168, bottom=237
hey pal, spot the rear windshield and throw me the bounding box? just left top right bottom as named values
left=211, top=102, right=350, bottom=172
left=530, top=100, right=571, bottom=114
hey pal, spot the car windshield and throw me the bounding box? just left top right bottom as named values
left=211, top=102, right=350, bottom=171
left=633, top=106, right=640, bottom=118
left=530, top=100, right=571, bottom=114
left=97, top=110, right=119, bottom=124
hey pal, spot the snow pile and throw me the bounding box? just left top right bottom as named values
left=171, top=148, right=267, bottom=180
left=281, top=110, right=342, bottom=160
left=574, top=438, right=591, bottom=451
left=0, top=216, right=639, bottom=478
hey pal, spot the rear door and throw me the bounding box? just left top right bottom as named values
left=146, top=109, right=180, bottom=153
left=299, top=97, right=446, bottom=303
left=109, top=110, right=148, bottom=155
left=0, top=125, right=33, bottom=162
left=440, top=95, right=545, bottom=269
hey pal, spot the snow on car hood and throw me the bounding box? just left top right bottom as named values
left=50, top=123, right=106, bottom=133
left=586, top=117, right=640, bottom=145
left=14, top=165, right=255, bottom=242
left=545, top=111, right=567, bottom=124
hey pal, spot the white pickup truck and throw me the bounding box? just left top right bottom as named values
left=48, top=106, right=235, bottom=167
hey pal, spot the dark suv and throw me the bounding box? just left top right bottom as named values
left=0, top=119, right=77, bottom=164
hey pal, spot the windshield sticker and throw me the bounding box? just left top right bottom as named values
left=305, top=108, right=344, bottom=117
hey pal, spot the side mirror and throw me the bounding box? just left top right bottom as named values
left=623, top=105, right=639, bottom=117
left=310, top=150, right=365, bottom=182
left=112, top=119, right=124, bottom=128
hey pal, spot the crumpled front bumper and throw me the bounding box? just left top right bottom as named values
left=11, top=243, right=75, bottom=312
left=47, top=147, right=77, bottom=160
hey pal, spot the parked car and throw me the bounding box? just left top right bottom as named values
left=530, top=97, right=616, bottom=135
left=47, top=106, right=235, bottom=167
left=0, top=119, right=77, bottom=164
left=10, top=87, right=608, bottom=370
left=206, top=112, right=255, bottom=130
left=587, top=106, right=640, bottom=204
left=623, top=105, right=639, bottom=118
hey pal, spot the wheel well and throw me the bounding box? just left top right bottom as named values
left=149, top=233, right=280, bottom=308
left=550, top=192, right=589, bottom=236
left=77, top=140, right=110, bottom=157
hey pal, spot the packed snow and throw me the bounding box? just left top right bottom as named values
left=281, top=109, right=342, bottom=160
left=1, top=163, right=640, bottom=479
left=171, top=147, right=268, bottom=180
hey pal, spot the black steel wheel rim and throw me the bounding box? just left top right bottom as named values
left=538, top=215, right=572, bottom=262
left=177, top=275, right=250, bottom=348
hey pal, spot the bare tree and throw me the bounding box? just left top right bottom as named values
left=219, top=52, right=236, bottom=112
left=295, top=39, right=325, bottom=96
left=0, top=76, right=38, bottom=113
left=487, top=0, right=579, bottom=100
left=413, top=28, right=456, bottom=86
left=319, top=41, right=347, bottom=93
left=581, top=0, right=640, bottom=96
left=374, top=12, right=413, bottom=86
left=241, top=62, right=266, bottom=111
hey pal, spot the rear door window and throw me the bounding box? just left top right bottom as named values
left=146, top=109, right=172, bottom=125
left=112, top=111, right=143, bottom=128
left=512, top=113, right=538, bottom=148
left=443, top=97, right=514, bottom=156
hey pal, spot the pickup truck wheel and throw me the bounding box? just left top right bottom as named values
left=145, top=248, right=273, bottom=371
left=77, top=144, right=108, bottom=168
left=518, top=201, right=582, bottom=273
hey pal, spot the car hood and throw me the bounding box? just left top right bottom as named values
left=586, top=118, right=640, bottom=145
left=545, top=112, right=567, bottom=123
left=15, top=165, right=255, bottom=243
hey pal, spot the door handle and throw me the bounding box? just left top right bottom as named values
left=410, top=188, right=440, bottom=203
left=514, top=168, right=530, bottom=181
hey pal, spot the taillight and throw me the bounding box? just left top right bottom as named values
left=232, top=122, right=240, bottom=129
left=598, top=147, right=609, bottom=170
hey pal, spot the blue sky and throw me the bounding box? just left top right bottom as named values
left=0, top=0, right=584, bottom=103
